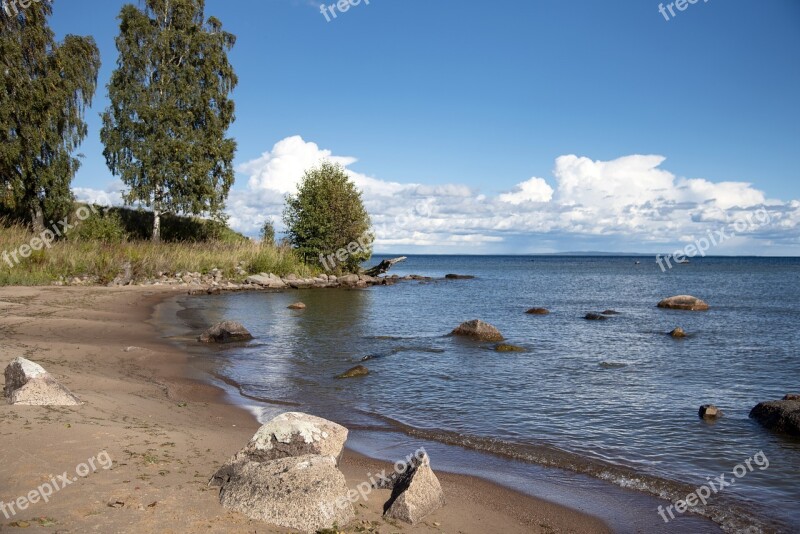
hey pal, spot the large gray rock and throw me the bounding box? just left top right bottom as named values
left=198, top=321, right=253, bottom=343
left=246, top=273, right=286, bottom=289
left=211, top=412, right=348, bottom=486
left=750, top=398, right=800, bottom=436
left=657, top=295, right=709, bottom=311
left=383, top=452, right=445, bottom=524
left=4, top=357, right=81, bottom=406
left=450, top=320, right=504, bottom=342
left=218, top=454, right=354, bottom=533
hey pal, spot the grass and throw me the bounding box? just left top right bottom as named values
left=0, top=221, right=318, bottom=286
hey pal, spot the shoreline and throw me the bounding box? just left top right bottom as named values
left=0, top=286, right=611, bottom=533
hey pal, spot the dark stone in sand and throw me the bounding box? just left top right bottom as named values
left=699, top=404, right=722, bottom=420
left=450, top=320, right=504, bottom=342
left=670, top=327, right=687, bottom=338
left=494, top=344, right=526, bottom=353
left=445, top=274, right=475, bottom=280
left=336, top=365, right=369, bottom=379
left=657, top=295, right=709, bottom=311
left=526, top=308, right=550, bottom=315
left=199, top=321, right=253, bottom=343
left=584, top=313, right=608, bottom=321
left=750, top=399, right=800, bottom=436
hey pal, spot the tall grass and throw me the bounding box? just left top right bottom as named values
left=0, top=222, right=317, bottom=286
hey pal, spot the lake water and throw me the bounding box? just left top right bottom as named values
left=169, top=255, right=800, bottom=533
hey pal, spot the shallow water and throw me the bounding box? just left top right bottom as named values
left=174, top=255, right=800, bottom=533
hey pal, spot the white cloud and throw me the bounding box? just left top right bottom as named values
left=74, top=135, right=800, bottom=254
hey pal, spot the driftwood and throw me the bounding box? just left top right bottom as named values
left=364, top=256, right=407, bottom=277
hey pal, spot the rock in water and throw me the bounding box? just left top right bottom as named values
left=494, top=344, right=526, bottom=353
left=657, top=295, right=709, bottom=311
left=4, top=357, right=81, bottom=406
left=211, top=412, right=349, bottom=486
left=749, top=398, right=800, bottom=436
left=287, top=302, right=306, bottom=310
left=450, top=320, right=504, bottom=342
left=383, top=453, right=445, bottom=524
left=784, top=394, right=800, bottom=401
left=336, top=365, right=369, bottom=379
left=525, top=308, right=550, bottom=315
left=601, top=310, right=621, bottom=315
left=584, top=313, right=608, bottom=321
left=444, top=274, right=475, bottom=280
left=699, top=404, right=722, bottom=420
left=670, top=327, right=687, bottom=338
left=198, top=321, right=253, bottom=343
left=218, top=455, right=354, bottom=533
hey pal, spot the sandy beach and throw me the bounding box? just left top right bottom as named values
left=0, top=286, right=610, bottom=533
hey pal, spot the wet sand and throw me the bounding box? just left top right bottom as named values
left=0, top=286, right=611, bottom=533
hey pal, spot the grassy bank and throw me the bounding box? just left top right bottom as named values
left=0, top=219, right=317, bottom=286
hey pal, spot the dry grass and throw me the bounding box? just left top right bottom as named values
left=0, top=223, right=317, bottom=286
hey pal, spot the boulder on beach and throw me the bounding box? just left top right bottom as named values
left=210, top=412, right=349, bottom=487
left=699, top=404, right=722, bottom=420
left=657, top=295, right=709, bottom=311
left=198, top=321, right=253, bottom=343
left=584, top=313, right=608, bottom=321
left=494, top=344, right=526, bottom=353
left=525, top=308, right=550, bottom=315
left=287, top=302, right=306, bottom=310
left=450, top=320, right=504, bottom=342
left=670, top=327, right=687, bottom=338
left=383, top=452, right=445, bottom=524
left=444, top=274, right=475, bottom=280
left=245, top=273, right=287, bottom=289
left=335, top=365, right=369, bottom=379
left=217, top=454, right=354, bottom=533
left=749, top=398, right=800, bottom=436
left=4, top=357, right=81, bottom=406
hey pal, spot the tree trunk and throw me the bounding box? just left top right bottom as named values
left=29, top=201, right=45, bottom=234
left=152, top=207, right=161, bottom=242
left=364, top=256, right=407, bottom=277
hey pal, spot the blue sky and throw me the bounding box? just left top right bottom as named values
left=48, top=0, right=800, bottom=254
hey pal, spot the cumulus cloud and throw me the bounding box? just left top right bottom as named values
left=74, top=135, right=800, bottom=254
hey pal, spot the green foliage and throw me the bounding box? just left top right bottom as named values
left=260, top=220, right=276, bottom=246
left=0, top=2, right=101, bottom=231
left=71, top=208, right=128, bottom=242
left=283, top=162, right=373, bottom=273
left=101, top=0, right=238, bottom=241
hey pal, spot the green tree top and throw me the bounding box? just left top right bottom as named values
left=283, top=162, right=373, bottom=273
left=101, top=0, right=238, bottom=241
left=0, top=1, right=101, bottom=231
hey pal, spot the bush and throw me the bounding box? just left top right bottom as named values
left=283, top=161, right=372, bottom=273
left=71, top=208, right=127, bottom=242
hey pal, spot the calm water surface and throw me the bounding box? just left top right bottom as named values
left=173, top=256, right=800, bottom=533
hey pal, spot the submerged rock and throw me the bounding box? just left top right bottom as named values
left=4, top=357, right=81, bottom=406
left=699, top=404, right=722, bottom=420
left=336, top=365, right=369, bottom=379
left=287, top=302, right=306, bottom=310
left=494, top=344, right=526, bottom=353
left=584, top=313, right=608, bottom=321
left=750, top=398, right=800, bottom=436
left=383, top=452, right=445, bottom=524
left=525, top=308, right=550, bottom=315
left=199, top=321, right=253, bottom=343
left=450, top=320, right=504, bottom=342
left=657, top=295, right=709, bottom=311
left=601, top=310, right=621, bottom=315
left=218, top=454, right=354, bottom=533
left=444, top=274, right=475, bottom=280
left=670, top=327, right=688, bottom=338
